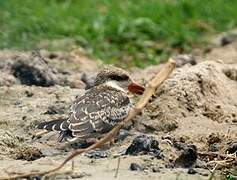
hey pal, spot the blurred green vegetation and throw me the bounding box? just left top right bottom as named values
left=0, top=0, right=237, bottom=67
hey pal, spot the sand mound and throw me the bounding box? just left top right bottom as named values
left=140, top=61, right=237, bottom=133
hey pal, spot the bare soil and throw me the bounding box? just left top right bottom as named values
left=0, top=40, right=237, bottom=179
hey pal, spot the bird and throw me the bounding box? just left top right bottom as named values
left=35, top=66, right=145, bottom=142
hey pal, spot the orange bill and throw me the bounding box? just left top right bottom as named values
left=128, top=82, right=145, bottom=94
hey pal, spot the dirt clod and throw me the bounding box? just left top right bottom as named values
left=0, top=130, right=24, bottom=150
left=11, top=56, right=56, bottom=87
left=125, top=135, right=161, bottom=158
left=207, top=133, right=222, bottom=145
left=13, top=146, right=44, bottom=161
left=174, top=143, right=197, bottom=168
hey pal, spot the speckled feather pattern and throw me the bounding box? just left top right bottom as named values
left=36, top=67, right=135, bottom=141
left=67, top=85, right=131, bottom=138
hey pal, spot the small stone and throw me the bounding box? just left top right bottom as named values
left=172, top=54, right=196, bottom=67
left=130, top=163, right=143, bottom=171
left=25, top=90, right=34, bottom=97
left=152, top=167, right=160, bottom=173
left=198, top=171, right=209, bottom=176
left=48, top=53, right=58, bottom=59
left=211, top=32, right=237, bottom=46
left=68, top=139, right=95, bottom=149
left=218, top=33, right=237, bottom=46
left=187, top=168, right=197, bottom=174
left=71, top=172, right=91, bottom=179
left=85, top=150, right=107, bottom=159
left=226, top=142, right=237, bottom=154
left=14, top=100, right=22, bottom=106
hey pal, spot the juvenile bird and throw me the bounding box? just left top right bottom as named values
left=35, top=67, right=144, bottom=142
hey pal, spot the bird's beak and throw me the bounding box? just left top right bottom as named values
left=128, top=82, right=145, bottom=94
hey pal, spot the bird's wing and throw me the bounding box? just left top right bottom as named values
left=67, top=86, right=131, bottom=137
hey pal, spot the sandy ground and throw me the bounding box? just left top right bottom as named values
left=0, top=39, right=237, bottom=180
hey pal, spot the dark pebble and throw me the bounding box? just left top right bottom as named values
left=25, top=90, right=34, bottom=97
left=187, top=168, right=197, bottom=174
left=174, top=143, right=197, bottom=168
left=152, top=167, right=160, bottom=173
left=130, top=163, right=143, bottom=171
left=220, top=34, right=236, bottom=46
left=48, top=53, right=58, bottom=59
left=85, top=150, right=107, bottom=159
left=27, top=176, right=41, bottom=180
left=14, top=100, right=22, bottom=105
left=226, top=142, right=237, bottom=154
left=125, top=134, right=161, bottom=159
left=67, top=139, right=96, bottom=149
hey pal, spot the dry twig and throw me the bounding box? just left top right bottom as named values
left=0, top=59, right=176, bottom=180
left=199, top=152, right=237, bottom=180
left=198, top=152, right=236, bottom=161
left=114, top=157, right=121, bottom=178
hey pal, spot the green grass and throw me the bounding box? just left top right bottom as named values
left=1, top=0, right=237, bottom=67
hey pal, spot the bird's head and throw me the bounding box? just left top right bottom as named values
left=94, top=66, right=145, bottom=94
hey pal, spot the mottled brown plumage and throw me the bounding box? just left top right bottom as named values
left=67, top=85, right=131, bottom=137
left=36, top=66, right=144, bottom=142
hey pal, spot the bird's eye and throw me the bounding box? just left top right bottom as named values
left=109, top=75, right=129, bottom=81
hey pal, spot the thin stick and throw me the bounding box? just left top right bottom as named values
left=198, top=152, right=236, bottom=160
left=0, top=59, right=176, bottom=180
left=206, top=152, right=236, bottom=180
left=114, top=157, right=121, bottom=178
left=72, top=160, right=75, bottom=172
left=208, top=163, right=218, bottom=180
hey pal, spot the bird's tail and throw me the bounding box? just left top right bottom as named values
left=35, top=119, right=69, bottom=131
